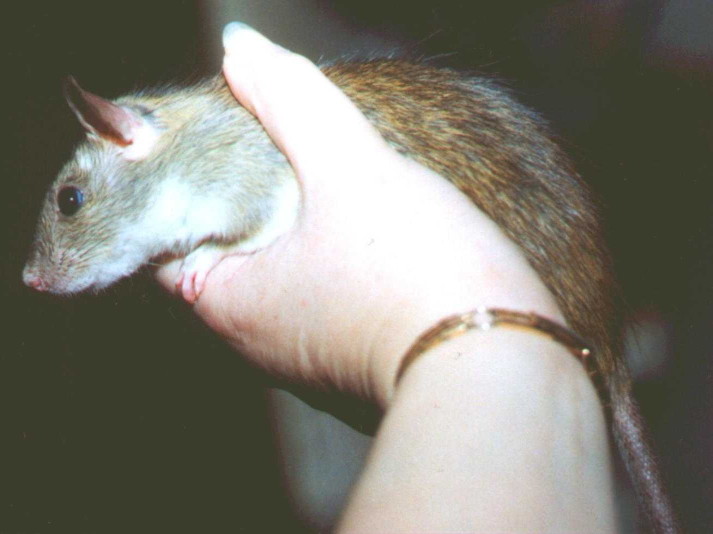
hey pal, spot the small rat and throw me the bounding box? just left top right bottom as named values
left=23, top=60, right=679, bottom=533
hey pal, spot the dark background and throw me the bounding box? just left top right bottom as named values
left=2, top=1, right=712, bottom=532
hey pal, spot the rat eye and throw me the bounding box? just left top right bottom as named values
left=57, top=186, right=85, bottom=216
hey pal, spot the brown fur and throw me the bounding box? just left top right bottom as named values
left=324, top=60, right=678, bottom=533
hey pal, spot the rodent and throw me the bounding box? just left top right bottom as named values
left=22, top=59, right=679, bottom=533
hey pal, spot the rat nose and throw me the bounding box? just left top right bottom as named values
left=22, top=269, right=48, bottom=292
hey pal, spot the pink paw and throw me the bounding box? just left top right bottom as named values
left=174, top=266, right=209, bottom=304
left=173, top=243, right=251, bottom=304
left=174, top=247, right=225, bottom=303
left=176, top=243, right=249, bottom=304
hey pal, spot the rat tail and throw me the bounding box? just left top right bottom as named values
left=608, top=371, right=681, bottom=534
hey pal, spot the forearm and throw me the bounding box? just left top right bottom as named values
left=338, top=329, right=618, bottom=534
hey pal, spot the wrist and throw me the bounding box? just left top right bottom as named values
left=367, top=290, right=566, bottom=409
left=340, top=328, right=616, bottom=533
left=392, top=327, right=599, bottom=410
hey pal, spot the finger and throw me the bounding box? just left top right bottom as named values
left=221, top=22, right=389, bottom=178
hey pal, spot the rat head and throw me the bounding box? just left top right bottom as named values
left=23, top=77, right=167, bottom=294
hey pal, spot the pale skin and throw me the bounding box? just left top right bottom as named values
left=156, top=24, right=619, bottom=533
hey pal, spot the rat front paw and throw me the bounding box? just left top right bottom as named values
left=174, top=246, right=225, bottom=303
left=175, top=260, right=210, bottom=304
left=175, top=267, right=207, bottom=304
left=174, top=243, right=250, bottom=303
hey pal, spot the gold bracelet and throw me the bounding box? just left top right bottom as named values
left=395, top=307, right=594, bottom=386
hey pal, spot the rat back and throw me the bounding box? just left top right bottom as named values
left=321, top=60, right=678, bottom=533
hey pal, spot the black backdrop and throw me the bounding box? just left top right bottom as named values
left=2, top=1, right=712, bottom=532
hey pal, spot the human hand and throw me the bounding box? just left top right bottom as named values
left=155, top=24, right=563, bottom=408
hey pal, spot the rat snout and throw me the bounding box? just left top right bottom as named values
left=22, top=265, right=49, bottom=292
left=21, top=245, right=86, bottom=294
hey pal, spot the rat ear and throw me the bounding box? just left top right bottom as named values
left=63, top=76, right=158, bottom=160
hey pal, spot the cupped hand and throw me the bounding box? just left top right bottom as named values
left=155, top=24, right=563, bottom=407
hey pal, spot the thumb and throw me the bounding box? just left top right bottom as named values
left=221, top=22, right=389, bottom=180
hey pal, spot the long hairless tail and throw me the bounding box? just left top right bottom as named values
left=610, top=382, right=681, bottom=534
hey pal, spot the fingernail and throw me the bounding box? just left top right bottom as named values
left=222, top=21, right=253, bottom=50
